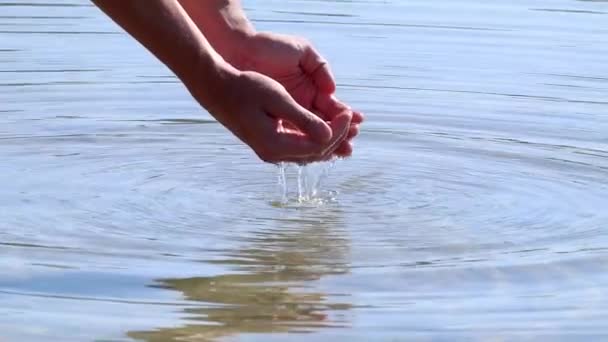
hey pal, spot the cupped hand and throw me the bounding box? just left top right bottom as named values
left=188, top=66, right=352, bottom=164
left=236, top=32, right=364, bottom=158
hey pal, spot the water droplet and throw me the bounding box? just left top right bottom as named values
left=274, top=161, right=338, bottom=207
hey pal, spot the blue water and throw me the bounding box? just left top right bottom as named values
left=1, top=0, right=608, bottom=341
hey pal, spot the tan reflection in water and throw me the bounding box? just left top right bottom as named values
left=129, top=210, right=352, bottom=342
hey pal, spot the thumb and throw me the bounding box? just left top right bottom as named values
left=272, top=90, right=332, bottom=144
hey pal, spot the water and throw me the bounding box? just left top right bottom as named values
left=2, top=0, right=608, bottom=340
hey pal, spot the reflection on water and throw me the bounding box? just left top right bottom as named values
left=130, top=209, right=351, bottom=341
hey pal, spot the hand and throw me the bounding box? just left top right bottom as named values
left=185, top=64, right=353, bottom=164
left=91, top=0, right=354, bottom=164
left=176, top=1, right=363, bottom=158
left=234, top=32, right=364, bottom=158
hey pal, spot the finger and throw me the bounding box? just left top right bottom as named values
left=346, top=124, right=360, bottom=140
left=245, top=109, right=317, bottom=164
left=273, top=131, right=323, bottom=160
left=300, top=45, right=336, bottom=94
left=351, top=110, right=365, bottom=125
left=318, top=141, right=352, bottom=162
left=314, top=93, right=365, bottom=125
left=319, top=111, right=352, bottom=158
left=328, top=125, right=358, bottom=160
left=314, top=93, right=349, bottom=121
left=271, top=89, right=332, bottom=144
left=333, top=141, right=353, bottom=158
left=281, top=110, right=352, bottom=163
left=282, top=122, right=346, bottom=138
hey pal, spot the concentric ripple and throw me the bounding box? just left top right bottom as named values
left=2, top=0, right=608, bottom=341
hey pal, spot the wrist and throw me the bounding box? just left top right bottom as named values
left=178, top=0, right=257, bottom=70
left=181, top=52, right=241, bottom=113
left=212, top=27, right=257, bottom=71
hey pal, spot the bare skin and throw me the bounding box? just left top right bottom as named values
left=178, top=0, right=363, bottom=157
left=92, top=0, right=362, bottom=163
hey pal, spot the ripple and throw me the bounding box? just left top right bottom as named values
left=2, top=0, right=608, bottom=340
left=335, top=135, right=608, bottom=270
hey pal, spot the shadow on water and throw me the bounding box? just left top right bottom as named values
left=128, top=208, right=353, bottom=342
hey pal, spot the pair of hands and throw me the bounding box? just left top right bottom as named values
left=192, top=32, right=363, bottom=164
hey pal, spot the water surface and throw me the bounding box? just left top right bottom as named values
left=1, top=0, right=608, bottom=341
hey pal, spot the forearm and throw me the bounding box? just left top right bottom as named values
left=92, top=0, right=229, bottom=87
left=178, top=0, right=255, bottom=68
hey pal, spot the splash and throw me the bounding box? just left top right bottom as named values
left=274, top=161, right=337, bottom=207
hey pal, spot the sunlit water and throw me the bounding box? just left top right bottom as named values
left=2, top=0, right=608, bottom=341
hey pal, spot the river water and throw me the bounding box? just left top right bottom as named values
left=1, top=0, right=608, bottom=341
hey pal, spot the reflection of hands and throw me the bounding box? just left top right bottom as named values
left=188, top=66, right=352, bottom=164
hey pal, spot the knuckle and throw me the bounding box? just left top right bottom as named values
left=298, top=37, right=312, bottom=47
